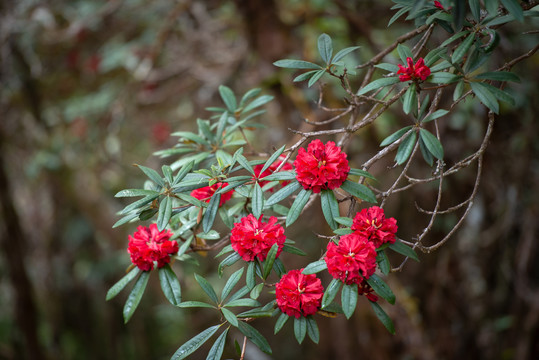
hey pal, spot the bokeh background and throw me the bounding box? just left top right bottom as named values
left=1, top=0, right=538, bottom=359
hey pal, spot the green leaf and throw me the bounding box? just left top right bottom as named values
left=341, top=284, right=358, bottom=319
left=157, top=196, right=172, bottom=231
left=263, top=243, right=279, bottom=280
left=470, top=82, right=499, bottom=114
left=219, top=85, right=237, bottom=112
left=388, top=7, right=409, bottom=27
left=294, top=316, right=307, bottom=344
left=402, top=83, right=417, bottom=115
left=453, top=80, right=465, bottom=101
left=106, top=267, right=141, bottom=301
left=322, top=278, right=342, bottom=309
left=252, top=183, right=264, bottom=219
left=302, top=260, right=328, bottom=275
left=395, top=131, right=417, bottom=165
left=202, top=192, right=221, bottom=233
left=370, top=301, right=395, bottom=334
left=452, top=32, right=475, bottom=64
left=221, top=307, right=238, bottom=327
left=274, top=312, right=289, bottom=334
left=348, top=168, right=376, bottom=181
left=453, top=0, right=466, bottom=30
left=307, top=69, right=327, bottom=87
left=225, top=298, right=261, bottom=308
left=306, top=317, right=320, bottom=344
left=357, top=77, right=400, bottom=95
left=419, top=129, right=444, bottom=160
left=429, top=60, right=452, bottom=72
left=178, top=301, right=216, bottom=309
left=136, top=165, right=165, bottom=188
left=320, top=189, right=340, bottom=230
left=428, top=72, right=461, bottom=84
left=293, top=70, right=319, bottom=83
left=388, top=238, right=419, bottom=261
left=422, top=109, right=449, bottom=123
left=260, top=171, right=296, bottom=182
left=172, top=161, right=195, bottom=187
left=340, top=180, right=377, bottom=203
left=424, top=47, right=448, bottom=67
left=333, top=228, right=353, bottom=235
left=317, top=33, right=333, bottom=64
left=282, top=244, right=306, bottom=256
left=112, top=213, right=141, bottom=228
left=242, top=95, right=274, bottom=113
left=249, top=283, right=264, bottom=300
left=221, top=268, right=244, bottom=301
left=206, top=328, right=229, bottom=360
left=475, top=71, right=520, bottom=82
left=366, top=274, right=396, bottom=305
left=286, top=188, right=312, bottom=227
left=239, top=88, right=261, bottom=107
left=380, top=126, right=412, bottom=147
left=374, top=63, right=400, bottom=72
left=227, top=285, right=250, bottom=303
left=218, top=252, right=242, bottom=276
left=162, top=165, right=173, bottom=184
left=246, top=261, right=256, bottom=289
left=237, top=308, right=274, bottom=318
left=482, top=83, right=515, bottom=105
left=377, top=250, right=391, bottom=275
left=115, top=189, right=160, bottom=198
left=237, top=321, right=272, bottom=354
left=171, top=325, right=222, bottom=360
left=501, top=0, right=524, bottom=22
left=195, top=273, right=219, bottom=304
left=259, top=145, right=286, bottom=175
left=440, top=31, right=468, bottom=47
left=273, top=59, right=323, bottom=69
left=335, top=216, right=353, bottom=227
left=419, top=136, right=434, bottom=166
left=397, top=44, right=413, bottom=64
left=123, top=271, right=150, bottom=323
left=158, top=264, right=182, bottom=306
left=332, top=46, right=360, bottom=63
left=469, top=0, right=481, bottom=21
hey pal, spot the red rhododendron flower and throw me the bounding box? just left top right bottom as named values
left=294, top=139, right=350, bottom=193
left=253, top=156, right=293, bottom=192
left=351, top=206, right=398, bottom=248
left=275, top=269, right=324, bottom=318
left=358, top=279, right=378, bottom=302
left=190, top=182, right=234, bottom=207
left=397, top=57, right=431, bottom=82
left=230, top=214, right=286, bottom=262
left=127, top=224, right=178, bottom=271
left=434, top=1, right=444, bottom=10
left=325, top=233, right=377, bottom=284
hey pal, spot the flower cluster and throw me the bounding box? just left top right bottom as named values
left=351, top=206, right=398, bottom=248
left=294, top=139, right=350, bottom=193
left=275, top=269, right=324, bottom=318
left=230, top=214, right=286, bottom=262
left=127, top=224, right=178, bottom=271
left=253, top=156, right=293, bottom=192
left=434, top=1, right=445, bottom=10
left=397, top=57, right=431, bottom=82
left=190, top=182, right=234, bottom=206
left=325, top=233, right=377, bottom=285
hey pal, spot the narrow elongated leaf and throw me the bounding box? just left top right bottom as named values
left=123, top=271, right=150, bottom=323
left=219, top=85, right=237, bottom=112
left=115, top=189, right=160, bottom=198
left=265, top=181, right=301, bottom=206
left=202, top=193, right=221, bottom=233
left=453, top=0, right=466, bottom=30
left=306, top=317, right=320, bottom=343
left=260, top=171, right=296, bottom=181
left=246, top=261, right=256, bottom=289
left=221, top=307, right=238, bottom=327
left=294, top=316, right=307, bottom=344
left=112, top=212, right=139, bottom=228
left=335, top=216, right=353, bottom=227
left=172, top=161, right=194, bottom=187
left=242, top=95, right=274, bottom=113
left=370, top=301, right=395, bottom=334
left=452, top=32, right=475, bottom=64
left=469, top=0, right=481, bottom=21
left=195, top=273, right=219, bottom=304
left=377, top=250, right=391, bottom=275
left=366, top=274, right=396, bottom=305
left=106, top=267, right=141, bottom=300
left=402, top=83, right=417, bottom=115
left=428, top=72, right=460, bottom=84
left=422, top=109, right=449, bottom=123
left=178, top=301, right=216, bottom=309
left=348, top=168, right=376, bottom=181
left=419, top=129, right=444, bottom=160
left=136, top=165, right=165, bottom=188
left=236, top=154, right=255, bottom=175
left=259, top=145, right=286, bottom=175
left=226, top=285, right=250, bottom=303
left=424, top=47, right=447, bottom=67
left=282, top=244, right=306, bottom=256
left=293, top=70, right=319, bottom=82
left=475, top=71, right=520, bottom=82
left=332, top=46, right=360, bottom=62
left=206, top=328, right=229, bottom=360
left=388, top=238, right=419, bottom=261
left=317, top=33, right=333, bottom=64
left=252, top=183, right=264, bottom=218
left=171, top=325, right=221, bottom=360
left=225, top=298, right=260, bottom=307
left=501, top=0, right=524, bottom=22
left=419, top=136, right=434, bottom=166
left=307, top=69, right=327, bottom=87
left=395, top=131, right=417, bottom=165
left=286, top=188, right=312, bottom=227
left=274, top=312, right=289, bottom=334
left=273, top=59, right=323, bottom=69
left=374, top=63, right=400, bottom=72
left=340, top=180, right=377, bottom=203
left=158, top=264, right=182, bottom=306
left=221, top=268, right=244, bottom=301
left=453, top=80, right=465, bottom=101
left=320, top=189, right=340, bottom=230
left=263, top=243, right=279, bottom=280
left=470, top=82, right=499, bottom=114
left=388, top=7, right=409, bottom=27
left=380, top=126, right=412, bottom=147
left=119, top=193, right=160, bottom=215
left=273, top=258, right=286, bottom=277
left=157, top=196, right=172, bottom=231
left=237, top=321, right=272, bottom=354
left=341, top=284, right=358, bottom=319
left=302, top=260, right=328, bottom=275
left=397, top=44, right=413, bottom=64
left=358, top=77, right=400, bottom=95
left=240, top=88, right=261, bottom=107
left=480, top=83, right=516, bottom=105
left=249, top=283, right=264, bottom=300
left=322, top=278, right=342, bottom=308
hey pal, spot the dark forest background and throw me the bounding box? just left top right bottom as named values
left=1, top=0, right=538, bottom=359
